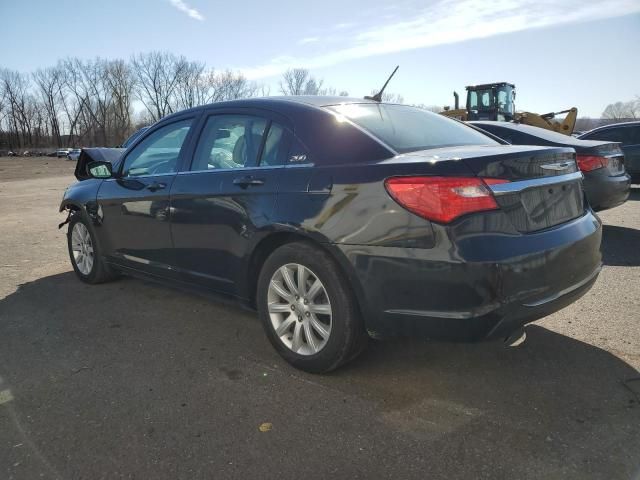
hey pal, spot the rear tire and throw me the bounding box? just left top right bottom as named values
left=67, top=213, right=118, bottom=284
left=257, top=241, right=367, bottom=373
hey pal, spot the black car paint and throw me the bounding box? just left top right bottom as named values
left=470, top=121, right=631, bottom=211
left=61, top=97, right=602, bottom=341
left=579, top=121, right=640, bottom=181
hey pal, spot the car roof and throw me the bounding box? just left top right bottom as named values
left=580, top=120, right=640, bottom=136
left=157, top=96, right=396, bottom=165
left=161, top=96, right=388, bottom=121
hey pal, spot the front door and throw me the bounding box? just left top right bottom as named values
left=170, top=112, right=290, bottom=294
left=97, top=117, right=196, bottom=278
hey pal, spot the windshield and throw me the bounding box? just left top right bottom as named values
left=327, top=103, right=497, bottom=153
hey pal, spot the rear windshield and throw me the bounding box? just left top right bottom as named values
left=326, top=103, right=498, bottom=153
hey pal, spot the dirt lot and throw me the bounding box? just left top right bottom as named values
left=1, top=157, right=639, bottom=480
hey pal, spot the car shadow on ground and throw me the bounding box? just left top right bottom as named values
left=601, top=224, right=640, bottom=267
left=1, top=272, right=639, bottom=478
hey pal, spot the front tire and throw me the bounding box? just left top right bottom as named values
left=257, top=241, right=367, bottom=373
left=67, top=214, right=118, bottom=284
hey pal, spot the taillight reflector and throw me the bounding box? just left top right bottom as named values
left=384, top=176, right=509, bottom=223
left=576, top=155, right=608, bottom=172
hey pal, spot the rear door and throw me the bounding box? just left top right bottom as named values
left=170, top=109, right=291, bottom=294
left=97, top=117, right=196, bottom=277
left=616, top=126, right=640, bottom=175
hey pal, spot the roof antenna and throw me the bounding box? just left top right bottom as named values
left=365, top=66, right=399, bottom=102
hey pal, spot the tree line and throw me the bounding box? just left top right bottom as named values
left=0, top=55, right=376, bottom=151
left=9, top=50, right=631, bottom=151
left=0, top=52, right=272, bottom=150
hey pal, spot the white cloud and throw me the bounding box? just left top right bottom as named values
left=168, top=0, right=204, bottom=21
left=299, top=36, right=320, bottom=45
left=334, top=22, right=357, bottom=30
left=241, top=0, right=640, bottom=79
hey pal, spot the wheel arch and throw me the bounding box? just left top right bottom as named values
left=243, top=231, right=369, bottom=320
left=59, top=199, right=82, bottom=213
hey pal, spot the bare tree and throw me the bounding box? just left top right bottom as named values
left=279, top=68, right=349, bottom=96
left=0, top=68, right=35, bottom=148
left=602, top=98, right=639, bottom=120
left=280, top=68, right=310, bottom=95
left=370, top=90, right=404, bottom=104
left=131, top=51, right=188, bottom=122
left=413, top=103, right=443, bottom=113
left=208, top=70, right=259, bottom=102
left=105, top=59, right=134, bottom=144
left=175, top=60, right=207, bottom=109
left=33, top=67, right=64, bottom=147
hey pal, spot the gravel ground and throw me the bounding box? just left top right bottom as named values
left=0, top=157, right=639, bottom=480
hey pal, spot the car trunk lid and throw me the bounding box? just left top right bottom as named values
left=594, top=143, right=625, bottom=176
left=404, top=145, right=584, bottom=232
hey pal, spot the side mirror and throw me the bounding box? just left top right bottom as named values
left=87, top=161, right=113, bottom=179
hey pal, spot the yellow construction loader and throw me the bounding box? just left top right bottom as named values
left=441, top=82, right=578, bottom=135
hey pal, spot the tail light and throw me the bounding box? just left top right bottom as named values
left=384, top=176, right=509, bottom=223
left=576, top=155, right=608, bottom=172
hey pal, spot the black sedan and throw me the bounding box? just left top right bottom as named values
left=60, top=97, right=602, bottom=372
left=470, top=121, right=631, bottom=211
left=578, top=121, right=640, bottom=183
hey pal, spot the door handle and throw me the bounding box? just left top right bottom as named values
left=146, top=181, right=167, bottom=192
left=233, top=176, right=265, bottom=188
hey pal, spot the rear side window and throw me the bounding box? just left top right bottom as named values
left=259, top=123, right=288, bottom=167
left=476, top=125, right=515, bottom=144
left=327, top=104, right=497, bottom=153
left=628, top=126, right=640, bottom=145
left=192, top=115, right=267, bottom=171
left=584, top=128, right=624, bottom=143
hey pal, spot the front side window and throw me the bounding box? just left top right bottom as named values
left=122, top=120, right=192, bottom=177
left=191, top=115, right=268, bottom=171
left=328, top=103, right=498, bottom=153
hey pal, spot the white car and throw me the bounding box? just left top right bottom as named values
left=66, top=149, right=81, bottom=161
left=56, top=148, right=71, bottom=158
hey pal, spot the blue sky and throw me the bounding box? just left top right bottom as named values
left=1, top=0, right=639, bottom=116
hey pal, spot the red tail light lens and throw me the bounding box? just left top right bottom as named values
left=576, top=155, right=608, bottom=172
left=384, top=176, right=509, bottom=223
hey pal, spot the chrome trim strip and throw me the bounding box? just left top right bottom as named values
left=385, top=302, right=500, bottom=320
left=177, top=165, right=284, bottom=175
left=177, top=163, right=313, bottom=175
left=104, top=172, right=176, bottom=181
left=489, top=171, right=583, bottom=196
left=523, top=264, right=601, bottom=307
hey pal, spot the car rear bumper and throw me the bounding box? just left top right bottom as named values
left=583, top=172, right=631, bottom=211
left=337, top=211, right=602, bottom=341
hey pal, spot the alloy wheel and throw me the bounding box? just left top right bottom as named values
left=71, top=222, right=94, bottom=275
left=267, top=263, right=332, bottom=355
